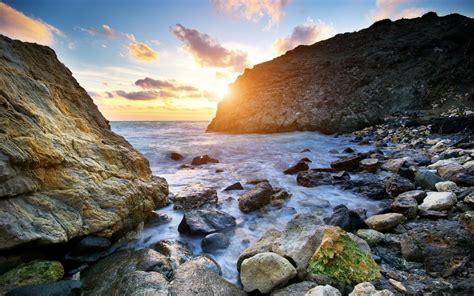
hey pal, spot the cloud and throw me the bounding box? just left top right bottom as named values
left=215, top=71, right=231, bottom=80
left=78, top=24, right=136, bottom=41
left=211, top=0, right=288, bottom=29
left=170, top=24, right=249, bottom=72
left=0, top=2, right=63, bottom=45
left=115, top=90, right=174, bottom=100
left=272, top=18, right=335, bottom=56
left=370, top=0, right=427, bottom=21
left=135, top=77, right=198, bottom=92
left=126, top=42, right=159, bottom=62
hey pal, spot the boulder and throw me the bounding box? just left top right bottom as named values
left=397, top=190, right=426, bottom=204
left=0, top=36, right=168, bottom=250
left=172, top=184, right=218, bottom=210
left=191, top=155, right=219, bottom=165
left=271, top=281, right=317, bottom=296
left=359, top=159, right=380, bottom=172
left=201, top=233, right=230, bottom=252
left=450, top=172, right=474, bottom=186
left=4, top=280, right=82, bottom=296
left=435, top=181, right=458, bottom=192
left=390, top=196, right=418, bottom=219
left=238, top=182, right=273, bottom=212
left=178, top=208, right=236, bottom=235
left=330, top=156, right=363, bottom=171
left=150, top=240, right=193, bottom=271
left=305, top=285, right=342, bottom=296
left=169, top=152, right=184, bottom=161
left=237, top=229, right=282, bottom=271
left=325, top=205, right=368, bottom=233
left=240, top=252, right=297, bottom=294
left=284, top=161, right=310, bottom=175
left=297, top=171, right=334, bottom=187
left=419, top=191, right=457, bottom=211
left=435, top=162, right=465, bottom=179
left=414, top=170, right=444, bottom=190
left=365, top=213, right=406, bottom=232
left=307, top=228, right=381, bottom=285
left=349, top=282, right=394, bottom=296
left=223, top=182, right=244, bottom=191
left=384, top=175, right=415, bottom=197
left=356, top=229, right=384, bottom=246
left=0, top=260, right=64, bottom=294
left=349, top=173, right=386, bottom=200
left=381, top=158, right=406, bottom=173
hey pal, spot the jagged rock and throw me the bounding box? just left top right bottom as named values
left=240, top=252, right=297, bottom=294
left=4, top=280, right=82, bottom=296
left=356, top=229, right=384, bottom=246
left=271, top=188, right=290, bottom=201
left=223, top=182, right=244, bottom=191
left=359, top=159, right=379, bottom=172
left=384, top=175, right=415, bottom=197
left=238, top=181, right=273, bottom=212
left=297, top=171, right=334, bottom=187
left=349, top=282, right=394, bottom=296
left=150, top=240, right=193, bottom=271
left=390, top=195, right=418, bottom=219
left=207, top=14, right=474, bottom=134
left=0, top=36, right=168, bottom=250
left=365, top=213, right=406, bottom=232
left=172, top=184, right=218, bottom=210
left=330, top=156, right=363, bottom=171
left=201, top=233, right=230, bottom=252
left=191, top=155, right=219, bottom=165
left=414, top=170, right=445, bottom=190
left=169, top=152, right=184, bottom=161
left=305, top=285, right=341, bottom=296
left=325, top=205, right=368, bottom=233
left=178, top=208, right=236, bottom=235
left=284, top=161, right=309, bottom=175
left=397, top=190, right=426, bottom=204
left=419, top=191, right=456, bottom=211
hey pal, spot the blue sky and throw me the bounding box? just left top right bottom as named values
left=1, top=0, right=473, bottom=120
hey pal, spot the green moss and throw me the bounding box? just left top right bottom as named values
left=307, top=227, right=381, bottom=285
left=0, top=260, right=64, bottom=292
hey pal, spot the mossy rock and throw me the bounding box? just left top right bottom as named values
left=307, top=227, right=381, bottom=285
left=0, top=260, right=64, bottom=293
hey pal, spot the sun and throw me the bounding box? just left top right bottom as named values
left=215, top=83, right=229, bottom=99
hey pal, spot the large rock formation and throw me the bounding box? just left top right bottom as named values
left=208, top=13, right=474, bottom=134
left=0, top=35, right=168, bottom=250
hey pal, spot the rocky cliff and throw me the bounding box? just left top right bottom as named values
left=208, top=12, right=474, bottom=134
left=0, top=35, right=168, bottom=250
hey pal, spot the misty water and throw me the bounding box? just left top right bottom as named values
left=111, top=121, right=383, bottom=284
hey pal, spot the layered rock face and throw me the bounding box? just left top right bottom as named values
left=208, top=13, right=474, bottom=134
left=0, top=35, right=168, bottom=250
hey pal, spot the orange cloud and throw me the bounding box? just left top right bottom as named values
left=126, top=42, right=159, bottom=62
left=370, top=0, right=427, bottom=21
left=0, top=2, right=61, bottom=45
left=273, top=18, right=335, bottom=56
left=78, top=24, right=136, bottom=41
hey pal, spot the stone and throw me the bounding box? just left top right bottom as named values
left=71, top=236, right=111, bottom=256
left=271, top=281, right=317, bottom=296
left=460, top=211, right=474, bottom=233
left=305, top=285, right=341, bottom=296
left=381, top=158, right=406, bottom=173
left=201, top=233, right=230, bottom=252
left=435, top=181, right=458, bottom=192
left=191, top=155, right=219, bottom=165
left=397, top=190, right=427, bottom=204
left=284, top=161, right=309, bottom=175
left=172, top=184, right=218, bottom=210
left=418, top=209, right=448, bottom=219
left=365, top=213, right=406, bottom=232
left=464, top=192, right=474, bottom=205
left=178, top=208, right=236, bottom=235
left=307, top=228, right=381, bottom=285
left=359, top=158, right=380, bottom=172
left=297, top=171, right=334, bottom=187
left=271, top=188, right=291, bottom=201
left=349, top=174, right=386, bottom=200
left=223, top=182, right=244, bottom=191
left=384, top=175, right=415, bottom=197
left=169, top=152, right=184, bottom=161
left=237, top=229, right=282, bottom=271
left=0, top=260, right=64, bottom=294
left=4, top=280, right=82, bottom=296
left=388, top=279, right=407, bottom=294
left=419, top=191, right=456, bottom=211
left=435, top=162, right=465, bottom=179
left=450, top=172, right=474, bottom=186
left=414, top=170, right=444, bottom=190
left=0, top=36, right=168, bottom=250
left=330, top=156, right=363, bottom=171
left=390, top=196, right=418, bottom=219
left=349, top=282, right=394, bottom=296
left=356, top=229, right=384, bottom=246
left=151, top=240, right=193, bottom=270
left=238, top=181, right=273, bottom=212
left=240, top=252, right=297, bottom=294
left=113, top=270, right=169, bottom=296
left=325, top=205, right=368, bottom=233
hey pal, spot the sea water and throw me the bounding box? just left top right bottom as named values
left=111, top=121, right=382, bottom=283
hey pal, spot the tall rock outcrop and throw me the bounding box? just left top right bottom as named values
left=208, top=13, right=474, bottom=134
left=0, top=35, right=168, bottom=250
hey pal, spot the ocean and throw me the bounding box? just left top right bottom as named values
left=111, top=121, right=382, bottom=283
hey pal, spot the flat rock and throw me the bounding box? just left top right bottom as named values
left=178, top=208, right=236, bottom=235
left=365, top=213, right=406, bottom=232
left=297, top=171, right=334, bottom=187
left=356, top=229, right=384, bottom=246
left=238, top=182, right=273, bottom=212
left=359, top=158, right=380, bottom=172
left=435, top=181, right=458, bottom=192
left=384, top=175, right=415, bottom=197
left=330, top=155, right=363, bottom=171
left=271, top=281, right=317, bottom=296
left=419, top=191, right=457, bottom=211
left=349, top=282, right=394, bottom=296
left=397, top=190, right=426, bottom=204
left=381, top=158, right=406, bottom=173
left=390, top=196, right=418, bottom=219
left=172, top=184, right=218, bottom=210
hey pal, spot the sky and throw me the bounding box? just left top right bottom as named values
left=1, top=0, right=473, bottom=121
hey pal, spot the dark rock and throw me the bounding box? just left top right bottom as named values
left=283, top=161, right=309, bottom=175
left=223, top=182, right=244, bottom=191
left=238, top=182, right=273, bottom=212
left=246, top=179, right=269, bottom=184
left=169, top=152, right=184, bottom=161
left=384, top=175, right=415, bottom=197
left=201, top=233, right=230, bottom=252
left=430, top=115, right=474, bottom=134
left=271, top=188, right=290, bottom=201
left=414, top=170, right=445, bottom=190
left=350, top=173, right=387, bottom=200
left=330, top=155, right=363, bottom=171
left=296, top=171, right=334, bottom=187
left=191, top=155, right=219, bottom=165
left=418, top=209, right=448, bottom=219
left=71, top=236, right=111, bottom=256
left=178, top=208, right=236, bottom=235
left=299, top=157, right=312, bottom=163
left=271, top=281, right=318, bottom=296
left=398, top=190, right=427, bottom=204
left=300, top=148, right=311, bottom=153
left=343, top=147, right=355, bottom=153
left=172, top=184, right=218, bottom=210
left=5, top=280, right=82, bottom=296
left=390, top=196, right=418, bottom=219
left=450, top=172, right=474, bottom=186
left=151, top=240, right=193, bottom=270
left=146, top=212, right=172, bottom=226
left=325, top=205, right=368, bottom=233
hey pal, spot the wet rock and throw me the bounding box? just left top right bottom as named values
left=237, top=229, right=282, bottom=270
left=460, top=211, right=474, bottom=233
left=397, top=190, right=426, bottom=204
left=297, top=171, right=334, bottom=187
left=146, top=212, right=172, bottom=226
left=300, top=157, right=312, bottom=163
left=359, top=159, right=380, bottom=172
left=349, top=282, right=394, bottom=296
left=238, top=182, right=273, bottom=212
left=435, top=180, right=458, bottom=192
left=384, top=175, right=415, bottom=197
left=66, top=235, right=111, bottom=264
left=151, top=240, right=193, bottom=270
left=450, top=172, right=474, bottom=186
left=0, top=260, right=64, bottom=294
left=330, top=155, right=363, bottom=171
left=414, top=170, right=444, bottom=190
left=298, top=198, right=331, bottom=210
left=343, top=147, right=355, bottom=153
left=419, top=191, right=456, bottom=211
left=169, top=152, right=184, bottom=161
left=284, top=161, right=310, bottom=175
left=365, top=213, right=406, bottom=232
left=388, top=278, right=407, bottom=294
left=202, top=233, right=230, bottom=252
left=356, top=229, right=384, bottom=246
left=390, top=195, right=418, bottom=219
left=350, top=174, right=386, bottom=200
left=223, top=182, right=244, bottom=191
left=307, top=228, right=381, bottom=285
left=178, top=208, right=236, bottom=235
left=271, top=281, right=317, bottom=296
left=172, top=184, right=218, bottom=210
left=271, top=188, right=291, bottom=201
left=4, top=280, right=82, bottom=296
left=301, top=148, right=311, bottom=153
left=418, top=209, right=448, bottom=219
left=381, top=158, right=406, bottom=173
left=325, top=205, right=368, bottom=233
left=305, top=285, right=341, bottom=296
left=191, top=155, right=219, bottom=165
left=246, top=178, right=269, bottom=184
left=240, top=252, right=297, bottom=294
